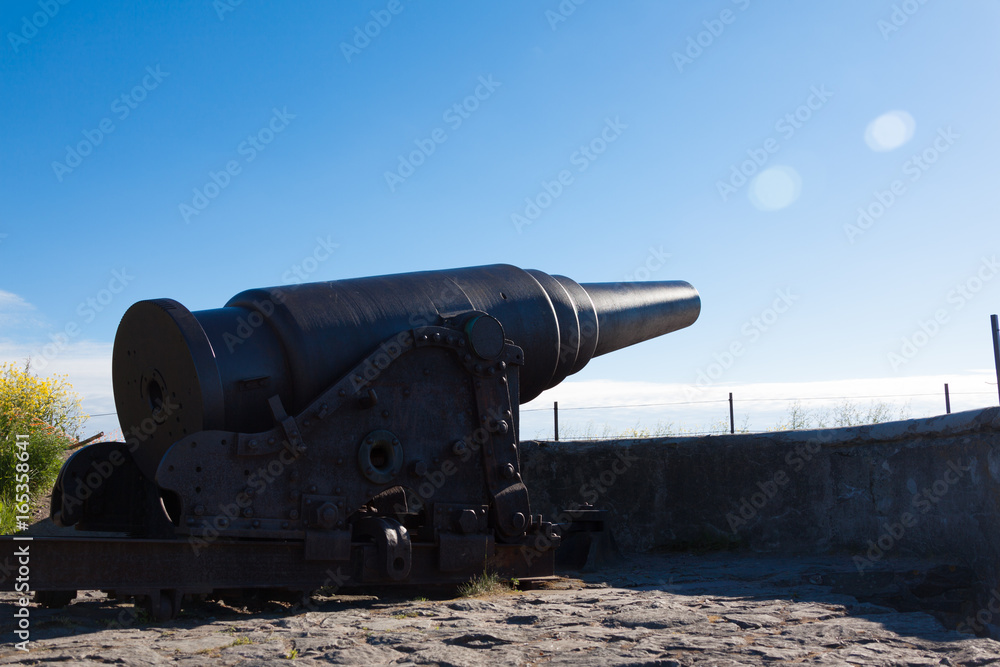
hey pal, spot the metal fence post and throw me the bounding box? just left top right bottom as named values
left=993, top=315, right=1000, bottom=407
left=553, top=401, right=559, bottom=442
left=729, top=392, right=735, bottom=434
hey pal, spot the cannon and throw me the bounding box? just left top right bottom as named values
left=8, top=264, right=699, bottom=619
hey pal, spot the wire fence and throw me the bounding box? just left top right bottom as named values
left=521, top=387, right=1000, bottom=440
left=82, top=389, right=1000, bottom=440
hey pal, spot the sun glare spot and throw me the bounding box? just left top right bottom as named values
left=865, top=110, right=915, bottom=151
left=749, top=165, right=801, bottom=211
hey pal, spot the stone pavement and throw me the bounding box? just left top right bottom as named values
left=2, top=552, right=999, bottom=666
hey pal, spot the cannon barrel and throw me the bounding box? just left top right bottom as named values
left=112, top=264, right=699, bottom=478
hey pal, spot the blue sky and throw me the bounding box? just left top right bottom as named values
left=2, top=1, right=999, bottom=438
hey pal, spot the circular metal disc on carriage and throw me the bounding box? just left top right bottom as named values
left=112, top=299, right=225, bottom=480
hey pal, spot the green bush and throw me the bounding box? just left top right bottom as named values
left=0, top=361, right=84, bottom=533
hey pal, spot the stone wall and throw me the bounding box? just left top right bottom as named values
left=521, top=407, right=1000, bottom=593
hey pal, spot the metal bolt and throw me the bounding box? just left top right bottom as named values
left=268, top=437, right=276, bottom=445
left=248, top=439, right=257, bottom=450
left=459, top=509, right=479, bottom=534
left=309, top=485, right=317, bottom=493
left=510, top=512, right=526, bottom=531
left=317, top=502, right=339, bottom=530
left=243, top=507, right=253, bottom=518
left=452, top=441, right=468, bottom=456
left=502, top=463, right=515, bottom=479
left=381, top=410, right=389, bottom=418
left=338, top=389, right=346, bottom=397
left=193, top=504, right=205, bottom=516
left=289, top=509, right=299, bottom=520
left=252, top=519, right=260, bottom=528
left=303, top=419, right=311, bottom=428
left=282, top=521, right=289, bottom=529
left=411, top=460, right=428, bottom=476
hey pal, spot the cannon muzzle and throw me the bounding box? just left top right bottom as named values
left=112, top=264, right=698, bottom=478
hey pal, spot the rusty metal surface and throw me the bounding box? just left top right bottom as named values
left=0, top=535, right=554, bottom=593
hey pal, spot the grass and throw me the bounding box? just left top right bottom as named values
left=457, top=570, right=516, bottom=598
left=0, top=420, right=72, bottom=533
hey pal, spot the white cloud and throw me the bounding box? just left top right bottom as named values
left=0, top=289, right=38, bottom=327
left=0, top=290, right=32, bottom=310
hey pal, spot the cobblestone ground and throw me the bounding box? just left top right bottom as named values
left=2, top=552, right=999, bottom=666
